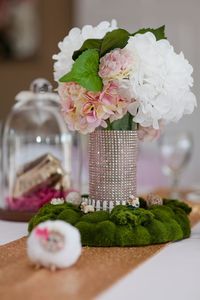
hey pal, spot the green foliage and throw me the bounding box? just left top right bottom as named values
left=100, top=28, right=130, bottom=56
left=73, top=38, right=102, bottom=60
left=62, top=25, right=166, bottom=97
left=132, top=25, right=166, bottom=40
left=57, top=209, right=80, bottom=225
left=107, top=113, right=137, bottom=131
left=80, top=211, right=109, bottom=223
left=59, top=49, right=103, bottom=92
left=72, top=26, right=166, bottom=64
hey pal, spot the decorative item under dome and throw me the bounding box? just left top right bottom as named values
left=1, top=78, right=82, bottom=219
left=53, top=20, right=197, bottom=211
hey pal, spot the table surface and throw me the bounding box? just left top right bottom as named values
left=0, top=220, right=200, bottom=300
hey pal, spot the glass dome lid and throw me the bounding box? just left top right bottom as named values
left=1, top=78, right=82, bottom=217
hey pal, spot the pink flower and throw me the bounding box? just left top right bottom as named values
left=77, top=91, right=108, bottom=133
left=99, top=48, right=134, bottom=81
left=100, top=81, right=130, bottom=122
left=58, top=81, right=84, bottom=101
left=58, top=82, right=108, bottom=134
left=58, top=81, right=131, bottom=133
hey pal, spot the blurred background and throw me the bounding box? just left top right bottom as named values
left=0, top=0, right=199, bottom=194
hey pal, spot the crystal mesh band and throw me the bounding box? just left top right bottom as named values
left=89, top=131, right=138, bottom=207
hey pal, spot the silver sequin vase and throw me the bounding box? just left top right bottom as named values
left=89, top=130, right=138, bottom=208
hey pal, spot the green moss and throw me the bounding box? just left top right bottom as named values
left=28, top=215, right=36, bottom=233
left=28, top=213, right=57, bottom=232
left=131, top=208, right=154, bottom=225
left=75, top=221, right=96, bottom=246
left=94, top=221, right=116, bottom=246
left=110, top=206, right=138, bottom=226
left=39, top=203, right=66, bottom=215
left=76, top=220, right=116, bottom=247
left=38, top=202, right=79, bottom=216
left=150, top=205, right=185, bottom=240
left=80, top=211, right=109, bottom=223
left=131, top=226, right=151, bottom=246
left=115, top=225, right=136, bottom=246
left=32, top=214, right=55, bottom=229
left=28, top=199, right=191, bottom=246
left=57, top=209, right=80, bottom=225
left=162, top=219, right=183, bottom=241
left=164, top=199, right=192, bottom=214
left=115, top=224, right=151, bottom=246
left=173, top=207, right=191, bottom=238
left=110, top=206, right=154, bottom=227
left=146, top=219, right=169, bottom=244
left=150, top=205, right=175, bottom=220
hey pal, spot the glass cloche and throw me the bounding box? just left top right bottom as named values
left=1, top=78, right=82, bottom=216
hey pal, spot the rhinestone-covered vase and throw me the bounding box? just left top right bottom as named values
left=89, top=130, right=138, bottom=209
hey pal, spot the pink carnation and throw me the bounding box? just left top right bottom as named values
left=99, top=48, right=134, bottom=81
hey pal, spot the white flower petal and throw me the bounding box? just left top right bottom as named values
left=53, top=21, right=118, bottom=82
left=125, top=32, right=196, bottom=128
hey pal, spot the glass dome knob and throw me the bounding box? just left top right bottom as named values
left=30, top=78, right=52, bottom=93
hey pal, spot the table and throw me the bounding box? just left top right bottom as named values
left=0, top=220, right=200, bottom=300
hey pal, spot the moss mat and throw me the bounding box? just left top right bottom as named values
left=28, top=199, right=192, bottom=247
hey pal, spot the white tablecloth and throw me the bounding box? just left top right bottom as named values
left=0, top=220, right=200, bottom=300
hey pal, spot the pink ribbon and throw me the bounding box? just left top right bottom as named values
left=35, top=227, right=49, bottom=240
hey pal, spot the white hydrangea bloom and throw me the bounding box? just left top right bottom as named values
left=125, top=32, right=197, bottom=129
left=53, top=20, right=118, bottom=82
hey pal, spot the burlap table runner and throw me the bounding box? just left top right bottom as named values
left=0, top=201, right=200, bottom=300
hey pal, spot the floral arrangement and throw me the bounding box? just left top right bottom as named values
left=53, top=20, right=196, bottom=136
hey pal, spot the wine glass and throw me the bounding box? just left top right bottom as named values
left=158, top=130, right=193, bottom=198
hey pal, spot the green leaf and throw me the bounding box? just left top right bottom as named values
left=59, top=49, right=103, bottom=92
left=108, top=113, right=137, bottom=130
left=132, top=25, right=166, bottom=40
left=72, top=38, right=102, bottom=60
left=100, top=29, right=130, bottom=56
